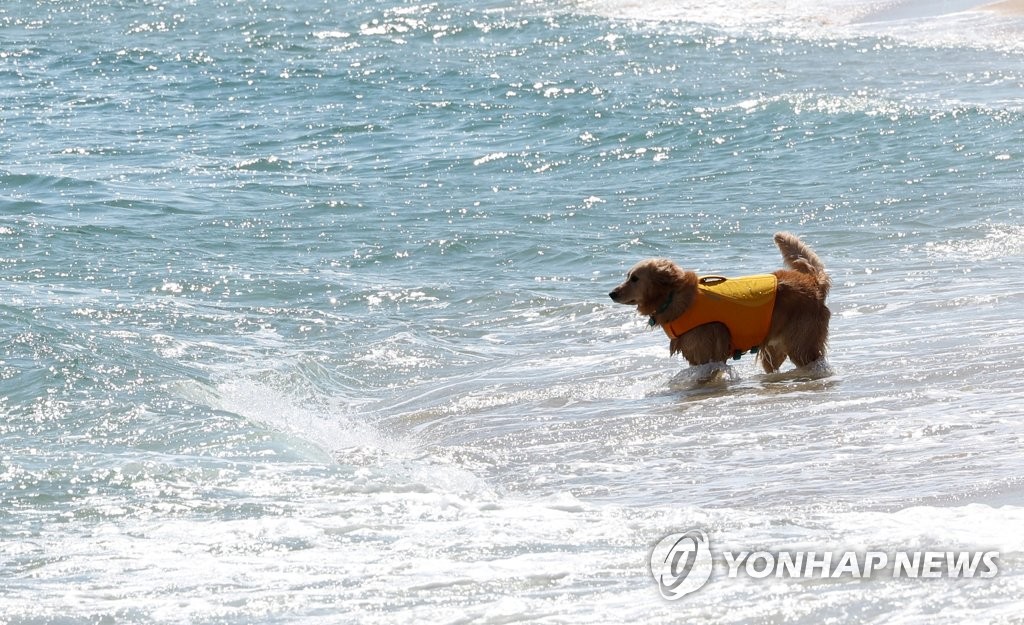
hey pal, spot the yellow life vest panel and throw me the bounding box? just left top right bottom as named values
left=660, top=274, right=778, bottom=355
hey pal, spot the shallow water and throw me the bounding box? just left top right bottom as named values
left=2, top=0, right=1023, bottom=622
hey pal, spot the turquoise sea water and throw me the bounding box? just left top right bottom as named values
left=3, top=0, right=1024, bottom=622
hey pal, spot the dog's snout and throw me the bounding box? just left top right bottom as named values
left=609, top=289, right=619, bottom=302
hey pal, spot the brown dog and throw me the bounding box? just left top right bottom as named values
left=609, top=232, right=830, bottom=372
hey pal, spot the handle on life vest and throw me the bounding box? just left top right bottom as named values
left=699, top=276, right=728, bottom=285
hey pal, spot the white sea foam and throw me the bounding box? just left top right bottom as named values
left=574, top=0, right=1024, bottom=49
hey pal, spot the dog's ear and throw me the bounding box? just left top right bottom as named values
left=646, top=259, right=689, bottom=291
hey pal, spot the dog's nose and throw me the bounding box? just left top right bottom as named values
left=608, top=290, right=618, bottom=301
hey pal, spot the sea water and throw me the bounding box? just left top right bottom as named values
left=2, top=0, right=1023, bottom=622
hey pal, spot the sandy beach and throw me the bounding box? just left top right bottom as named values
left=980, top=0, right=1024, bottom=13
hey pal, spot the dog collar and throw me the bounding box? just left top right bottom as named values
left=648, top=292, right=674, bottom=327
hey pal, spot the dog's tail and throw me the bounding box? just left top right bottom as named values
left=774, top=232, right=830, bottom=294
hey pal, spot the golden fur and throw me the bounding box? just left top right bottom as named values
left=609, top=232, right=831, bottom=372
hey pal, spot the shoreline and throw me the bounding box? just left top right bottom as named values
left=978, top=0, right=1024, bottom=13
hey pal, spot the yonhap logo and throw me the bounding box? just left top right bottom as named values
left=649, top=529, right=714, bottom=600
left=649, top=528, right=1000, bottom=600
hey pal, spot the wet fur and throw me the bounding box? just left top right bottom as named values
left=609, top=232, right=831, bottom=372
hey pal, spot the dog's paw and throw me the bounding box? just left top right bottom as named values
left=799, top=357, right=834, bottom=378
left=761, top=357, right=835, bottom=384
left=669, top=362, right=738, bottom=389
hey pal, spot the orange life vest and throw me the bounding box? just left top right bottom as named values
left=660, top=274, right=778, bottom=356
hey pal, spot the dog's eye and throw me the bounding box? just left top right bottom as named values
left=629, top=275, right=639, bottom=283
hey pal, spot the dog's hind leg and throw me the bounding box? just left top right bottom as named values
left=787, top=345, right=826, bottom=368
left=758, top=342, right=786, bottom=373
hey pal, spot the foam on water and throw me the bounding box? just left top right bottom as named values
left=574, top=0, right=1024, bottom=50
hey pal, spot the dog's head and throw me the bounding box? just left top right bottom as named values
left=609, top=258, right=693, bottom=317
